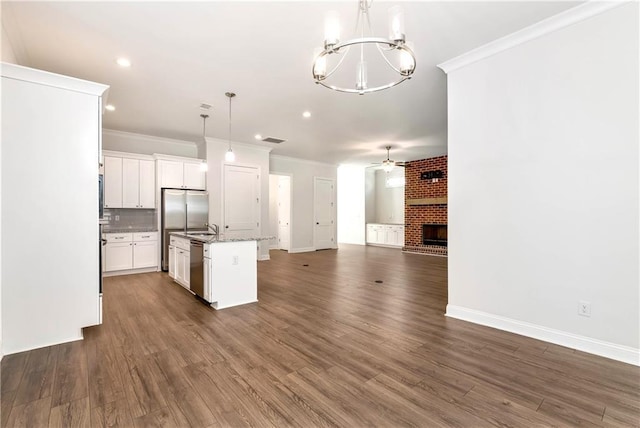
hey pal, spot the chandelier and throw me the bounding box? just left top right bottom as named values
left=312, top=0, right=416, bottom=95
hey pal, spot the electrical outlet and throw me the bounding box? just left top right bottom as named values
left=115, top=215, right=120, bottom=221
left=578, top=300, right=591, bottom=317
left=232, top=255, right=239, bottom=265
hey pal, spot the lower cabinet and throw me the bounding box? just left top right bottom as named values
left=170, top=236, right=190, bottom=289
left=366, top=224, right=404, bottom=248
left=103, top=232, right=158, bottom=273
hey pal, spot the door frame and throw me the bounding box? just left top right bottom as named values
left=313, top=176, right=337, bottom=250
left=270, top=172, right=293, bottom=253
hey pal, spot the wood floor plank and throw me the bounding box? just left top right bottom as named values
left=48, top=396, right=91, bottom=428
left=1, top=244, right=638, bottom=427
left=4, top=396, right=52, bottom=427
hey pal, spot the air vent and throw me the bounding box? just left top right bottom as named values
left=262, top=137, right=285, bottom=144
left=199, top=103, right=212, bottom=110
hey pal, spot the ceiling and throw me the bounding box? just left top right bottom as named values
left=2, top=1, right=580, bottom=165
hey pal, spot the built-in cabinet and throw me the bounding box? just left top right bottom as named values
left=169, top=235, right=190, bottom=289
left=157, top=158, right=206, bottom=190
left=366, top=223, right=404, bottom=248
left=103, top=232, right=158, bottom=273
left=103, top=153, right=155, bottom=208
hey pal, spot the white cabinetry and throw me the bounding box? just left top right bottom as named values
left=105, top=234, right=133, bottom=271
left=104, top=156, right=123, bottom=209
left=157, top=158, right=206, bottom=190
left=2, top=63, right=107, bottom=353
left=366, top=224, right=404, bottom=248
left=104, top=153, right=156, bottom=208
left=122, top=159, right=155, bottom=208
left=104, top=232, right=158, bottom=274
left=170, top=236, right=191, bottom=289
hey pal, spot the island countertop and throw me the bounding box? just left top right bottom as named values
left=169, top=231, right=274, bottom=244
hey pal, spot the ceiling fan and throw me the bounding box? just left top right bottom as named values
left=373, top=146, right=406, bottom=172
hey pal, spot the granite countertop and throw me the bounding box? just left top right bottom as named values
left=170, top=231, right=274, bottom=244
left=103, top=228, right=158, bottom=234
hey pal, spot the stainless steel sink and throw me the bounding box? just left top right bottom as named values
left=187, top=232, right=216, bottom=237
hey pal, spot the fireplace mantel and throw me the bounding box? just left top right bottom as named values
left=406, top=197, right=448, bottom=206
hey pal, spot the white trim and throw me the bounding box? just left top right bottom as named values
left=2, top=334, right=84, bottom=357
left=288, top=247, right=316, bottom=254
left=103, top=129, right=198, bottom=149
left=446, top=305, right=640, bottom=366
left=208, top=137, right=274, bottom=153
left=258, top=254, right=270, bottom=261
left=103, top=266, right=158, bottom=277
left=437, top=2, right=629, bottom=74
left=1, top=62, right=109, bottom=97
left=102, top=150, right=155, bottom=161
left=271, top=154, right=338, bottom=168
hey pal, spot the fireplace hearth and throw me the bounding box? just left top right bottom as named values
left=422, top=224, right=447, bottom=247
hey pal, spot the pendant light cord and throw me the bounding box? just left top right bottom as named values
left=228, top=95, right=232, bottom=150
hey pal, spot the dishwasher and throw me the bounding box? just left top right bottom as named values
left=189, top=240, right=206, bottom=300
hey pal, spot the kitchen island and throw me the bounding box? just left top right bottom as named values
left=169, top=232, right=271, bottom=310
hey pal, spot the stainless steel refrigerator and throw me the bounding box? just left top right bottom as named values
left=161, top=189, right=209, bottom=271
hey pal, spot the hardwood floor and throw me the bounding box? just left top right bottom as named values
left=2, top=244, right=639, bottom=427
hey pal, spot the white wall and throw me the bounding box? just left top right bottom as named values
left=364, top=167, right=376, bottom=224
left=270, top=155, right=338, bottom=252
left=337, top=165, right=366, bottom=245
left=444, top=3, right=639, bottom=364
left=268, top=175, right=279, bottom=249
left=103, top=129, right=198, bottom=159
left=374, top=169, right=405, bottom=224
left=1, top=23, right=17, bottom=64
left=206, top=139, right=271, bottom=260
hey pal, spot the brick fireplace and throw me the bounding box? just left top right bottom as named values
left=403, top=155, right=448, bottom=256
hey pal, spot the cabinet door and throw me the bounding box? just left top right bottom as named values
left=159, top=160, right=184, bottom=189
left=366, top=225, right=376, bottom=243
left=105, top=242, right=133, bottom=271
left=133, top=240, right=157, bottom=269
left=103, top=156, right=122, bottom=208
left=183, top=162, right=206, bottom=190
left=138, top=160, right=155, bottom=208
left=122, top=158, right=140, bottom=208
left=183, top=251, right=190, bottom=286
left=203, top=257, right=212, bottom=301
left=168, top=245, right=176, bottom=278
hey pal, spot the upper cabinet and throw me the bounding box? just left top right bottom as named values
left=157, top=158, right=206, bottom=190
left=103, top=153, right=156, bottom=209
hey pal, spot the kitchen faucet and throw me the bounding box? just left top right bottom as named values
left=205, top=223, right=219, bottom=237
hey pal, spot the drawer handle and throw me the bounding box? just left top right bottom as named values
left=141, top=235, right=150, bottom=238
left=115, top=237, right=124, bottom=240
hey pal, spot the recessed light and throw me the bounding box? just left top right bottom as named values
left=254, top=134, right=262, bottom=140
left=105, top=104, right=115, bottom=112
left=116, top=58, right=131, bottom=68
left=302, top=111, right=311, bottom=118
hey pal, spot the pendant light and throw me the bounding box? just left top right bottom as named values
left=200, top=114, right=209, bottom=171
left=225, top=92, right=236, bottom=162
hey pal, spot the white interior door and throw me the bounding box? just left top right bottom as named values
left=224, top=164, right=260, bottom=239
left=278, top=175, right=291, bottom=251
left=314, top=177, right=336, bottom=250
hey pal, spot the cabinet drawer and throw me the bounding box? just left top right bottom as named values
left=134, top=232, right=157, bottom=242
left=104, top=233, right=133, bottom=243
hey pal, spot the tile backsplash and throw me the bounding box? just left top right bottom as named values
left=103, top=208, right=157, bottom=232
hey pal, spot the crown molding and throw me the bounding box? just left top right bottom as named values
left=1, top=62, right=109, bottom=97
left=103, top=128, right=197, bottom=147
left=207, top=137, right=273, bottom=153
left=437, top=1, right=629, bottom=74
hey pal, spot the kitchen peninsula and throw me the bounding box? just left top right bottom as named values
left=169, top=232, right=271, bottom=310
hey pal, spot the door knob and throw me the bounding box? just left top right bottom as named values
left=316, top=222, right=319, bottom=225
left=225, top=225, right=229, bottom=229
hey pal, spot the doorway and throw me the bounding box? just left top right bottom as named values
left=269, top=174, right=292, bottom=251
left=314, top=177, right=336, bottom=250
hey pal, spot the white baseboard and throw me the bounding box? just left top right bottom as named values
left=446, top=305, right=639, bottom=366
left=103, top=266, right=158, bottom=277
left=288, top=247, right=316, bottom=253
left=2, top=334, right=84, bottom=357
left=258, top=254, right=270, bottom=261
left=269, top=244, right=278, bottom=250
